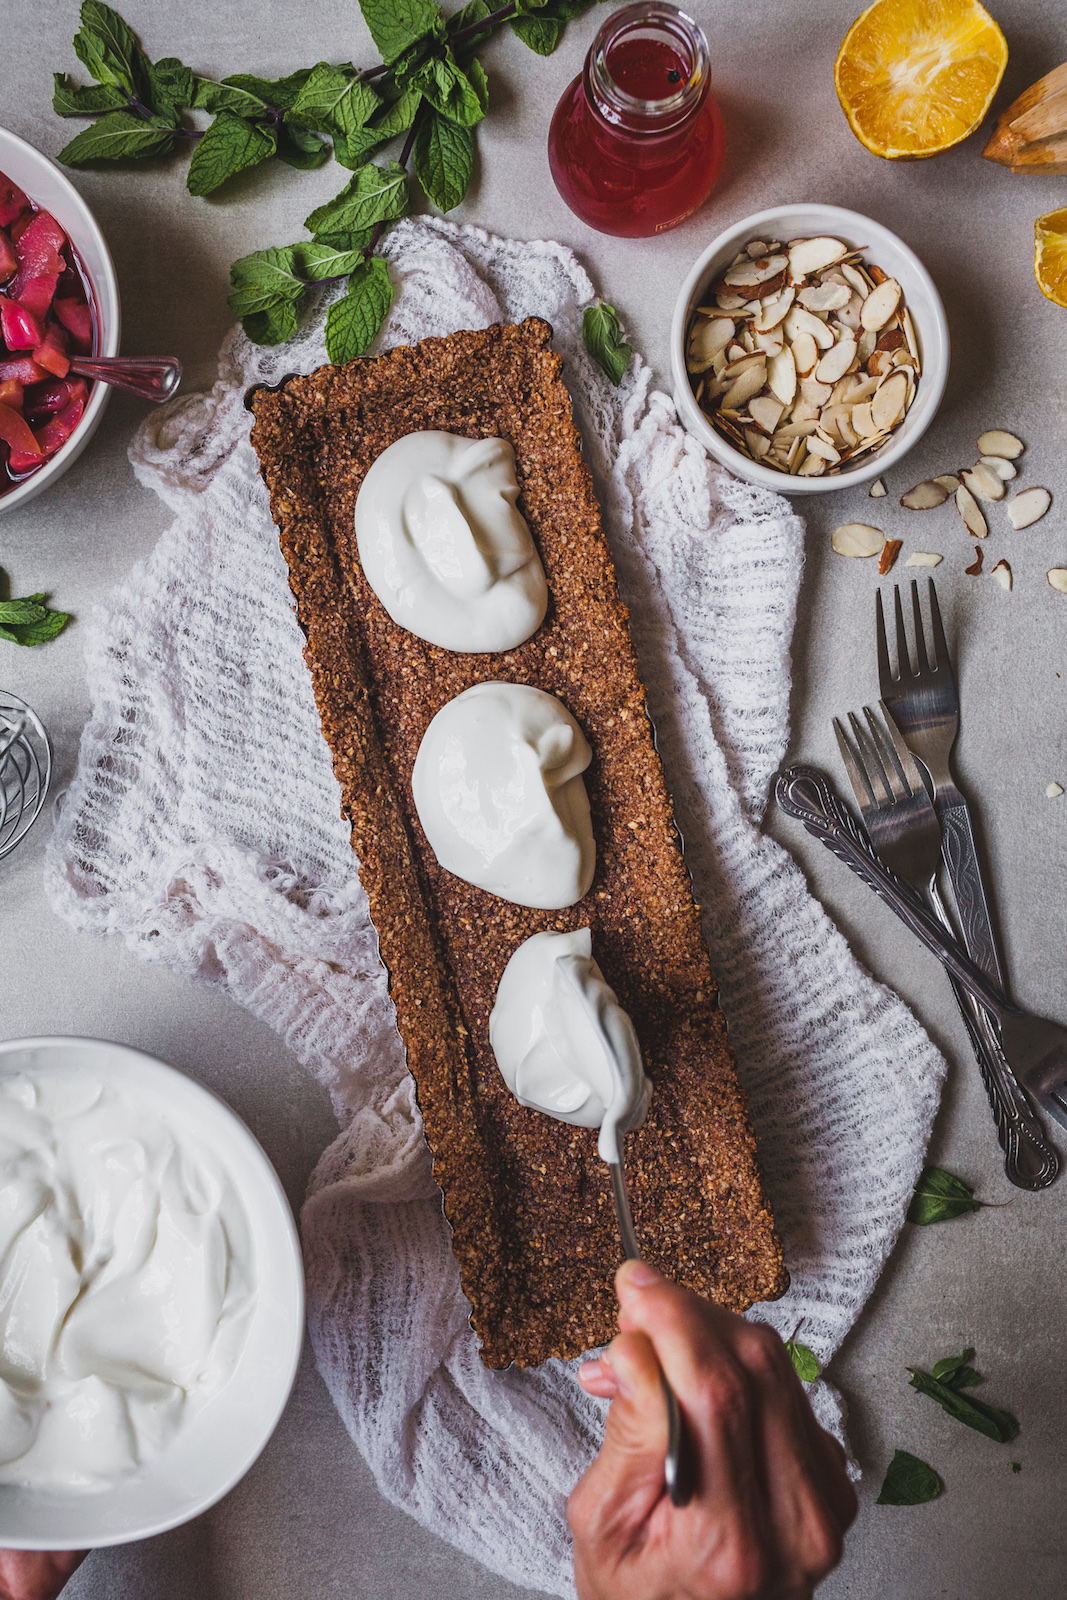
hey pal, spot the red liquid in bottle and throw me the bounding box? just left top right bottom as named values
left=548, top=3, right=724, bottom=239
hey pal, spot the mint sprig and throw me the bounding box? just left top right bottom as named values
left=0, top=594, right=70, bottom=647
left=51, top=0, right=602, bottom=363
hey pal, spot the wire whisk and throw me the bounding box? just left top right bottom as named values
left=0, top=692, right=51, bottom=863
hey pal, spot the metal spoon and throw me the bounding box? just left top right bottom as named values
left=609, top=1153, right=694, bottom=1507
left=69, top=355, right=181, bottom=403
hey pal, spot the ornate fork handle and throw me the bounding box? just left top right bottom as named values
left=776, top=765, right=1058, bottom=1189
left=938, top=801, right=1004, bottom=985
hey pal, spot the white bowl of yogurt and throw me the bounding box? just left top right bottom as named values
left=0, top=1037, right=304, bottom=1549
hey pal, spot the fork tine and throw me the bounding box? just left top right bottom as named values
left=893, top=585, right=913, bottom=680
left=834, top=717, right=875, bottom=814
left=926, top=577, right=951, bottom=677
left=863, top=706, right=907, bottom=801
left=910, top=579, right=933, bottom=675
left=849, top=711, right=893, bottom=807
left=876, top=701, right=928, bottom=796
left=875, top=589, right=893, bottom=696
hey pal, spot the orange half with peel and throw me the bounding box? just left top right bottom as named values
left=1035, top=209, right=1067, bottom=308
left=835, top=0, right=1008, bottom=160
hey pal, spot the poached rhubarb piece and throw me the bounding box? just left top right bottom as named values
left=0, top=168, right=96, bottom=495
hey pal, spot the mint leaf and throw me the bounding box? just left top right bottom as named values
left=52, top=74, right=127, bottom=116
left=582, top=300, right=632, bottom=385
left=413, top=111, right=473, bottom=211
left=192, top=77, right=270, bottom=117
left=276, top=124, right=330, bottom=169
left=304, top=160, right=409, bottom=234
left=187, top=113, right=278, bottom=196
left=145, top=57, right=195, bottom=121
left=58, top=109, right=176, bottom=166
left=288, top=63, right=381, bottom=136
left=221, top=69, right=314, bottom=110
left=511, top=14, right=561, bottom=54
left=332, top=88, right=423, bottom=169
left=907, top=1168, right=982, bottom=1226
left=227, top=246, right=306, bottom=317
left=358, top=0, right=445, bottom=65
left=241, top=299, right=301, bottom=346
left=931, top=1349, right=981, bottom=1390
left=785, top=1339, right=820, bottom=1384
left=293, top=238, right=368, bottom=280
left=72, top=0, right=150, bottom=98
left=410, top=49, right=487, bottom=125
left=908, top=1366, right=1019, bottom=1444
left=324, top=257, right=392, bottom=364
left=448, top=0, right=495, bottom=62
left=0, top=593, right=70, bottom=647
left=877, top=1449, right=943, bottom=1506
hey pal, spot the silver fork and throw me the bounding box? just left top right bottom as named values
left=834, top=705, right=1059, bottom=1189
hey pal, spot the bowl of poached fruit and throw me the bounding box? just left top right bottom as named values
left=0, top=125, right=120, bottom=514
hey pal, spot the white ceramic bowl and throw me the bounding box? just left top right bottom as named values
left=670, top=203, right=949, bottom=495
left=0, top=127, right=120, bottom=515
left=0, top=1037, right=304, bottom=1549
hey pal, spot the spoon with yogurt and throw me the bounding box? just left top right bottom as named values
left=490, top=928, right=694, bottom=1507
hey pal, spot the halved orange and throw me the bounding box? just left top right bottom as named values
left=835, top=0, right=1008, bottom=160
left=1035, top=208, right=1067, bottom=307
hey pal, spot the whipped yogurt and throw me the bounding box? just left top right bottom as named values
left=0, top=1070, right=256, bottom=1492
left=354, top=431, right=548, bottom=652
left=412, top=681, right=596, bottom=909
left=490, top=929, right=651, bottom=1165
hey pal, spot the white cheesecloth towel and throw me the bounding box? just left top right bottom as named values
left=45, top=217, right=946, bottom=1597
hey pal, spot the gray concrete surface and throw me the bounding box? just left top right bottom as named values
left=2, top=0, right=1066, bottom=1594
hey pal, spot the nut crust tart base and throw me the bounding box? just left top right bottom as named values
left=249, top=318, right=787, bottom=1368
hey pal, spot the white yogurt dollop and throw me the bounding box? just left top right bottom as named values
left=490, top=928, right=651, bottom=1165
left=0, top=1071, right=256, bottom=1492
left=413, top=682, right=596, bottom=909
left=354, top=431, right=548, bottom=652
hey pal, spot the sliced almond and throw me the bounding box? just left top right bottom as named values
left=836, top=298, right=863, bottom=331
left=807, top=435, right=842, bottom=463
left=851, top=401, right=877, bottom=437
left=955, top=483, right=988, bottom=538
left=754, top=328, right=785, bottom=356
left=1047, top=782, right=1064, bottom=799
left=965, top=546, right=984, bottom=575
left=749, top=393, right=785, bottom=433
left=935, top=474, right=961, bottom=493
left=979, top=454, right=1017, bottom=481
left=905, top=552, right=943, bottom=567
left=879, top=538, right=903, bottom=574
left=962, top=463, right=1006, bottom=503
left=716, top=291, right=748, bottom=312
left=799, top=282, right=851, bottom=312
left=977, top=430, right=1024, bottom=459
left=687, top=316, right=736, bottom=368
left=720, top=364, right=766, bottom=411
left=723, top=351, right=766, bottom=378
left=902, top=308, right=920, bottom=365
left=991, top=558, right=1012, bottom=591
left=815, top=338, right=858, bottom=384
left=744, top=239, right=770, bottom=258
left=1007, top=487, right=1052, bottom=529
left=867, top=348, right=896, bottom=378
left=753, top=286, right=796, bottom=331
left=900, top=479, right=948, bottom=510
left=832, top=522, right=883, bottom=556
left=869, top=476, right=887, bottom=497
left=1047, top=569, right=1067, bottom=593
left=797, top=453, right=827, bottom=476
left=723, top=253, right=788, bottom=287
left=785, top=304, right=836, bottom=350
left=788, top=236, right=848, bottom=279
left=800, top=376, right=833, bottom=408
left=841, top=263, right=870, bottom=300
left=858, top=328, right=878, bottom=362
left=870, top=371, right=909, bottom=433
left=860, top=277, right=902, bottom=331
left=789, top=331, right=819, bottom=377
left=744, top=427, right=771, bottom=459
left=768, top=346, right=798, bottom=407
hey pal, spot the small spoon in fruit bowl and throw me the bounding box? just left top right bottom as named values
left=69, top=354, right=181, bottom=403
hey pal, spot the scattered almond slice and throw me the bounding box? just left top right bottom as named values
left=905, top=552, right=943, bottom=567
left=935, top=473, right=961, bottom=493
left=1046, top=782, right=1064, bottom=799
left=977, top=429, right=1024, bottom=459
left=860, top=278, right=902, bottom=331
left=962, top=463, right=1005, bottom=503
left=956, top=483, right=988, bottom=538
left=788, top=236, right=848, bottom=278
left=879, top=538, right=903, bottom=574
left=869, top=476, right=887, bottom=497
left=965, top=547, right=984, bottom=575
left=991, top=558, right=1012, bottom=591
left=832, top=522, right=884, bottom=557
left=900, top=479, right=948, bottom=510
left=1047, top=568, right=1067, bottom=593
left=1008, top=487, right=1052, bottom=529
left=980, top=454, right=1017, bottom=481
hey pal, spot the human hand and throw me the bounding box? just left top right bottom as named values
left=0, top=1550, right=87, bottom=1600
left=569, top=1261, right=856, bottom=1600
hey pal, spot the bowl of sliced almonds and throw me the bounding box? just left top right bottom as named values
left=670, top=203, right=949, bottom=495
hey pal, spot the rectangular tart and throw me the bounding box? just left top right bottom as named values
left=249, top=318, right=787, bottom=1368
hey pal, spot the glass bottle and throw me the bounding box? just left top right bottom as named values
left=547, top=2, right=725, bottom=239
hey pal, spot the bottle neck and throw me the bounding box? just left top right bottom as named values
left=584, top=2, right=711, bottom=135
